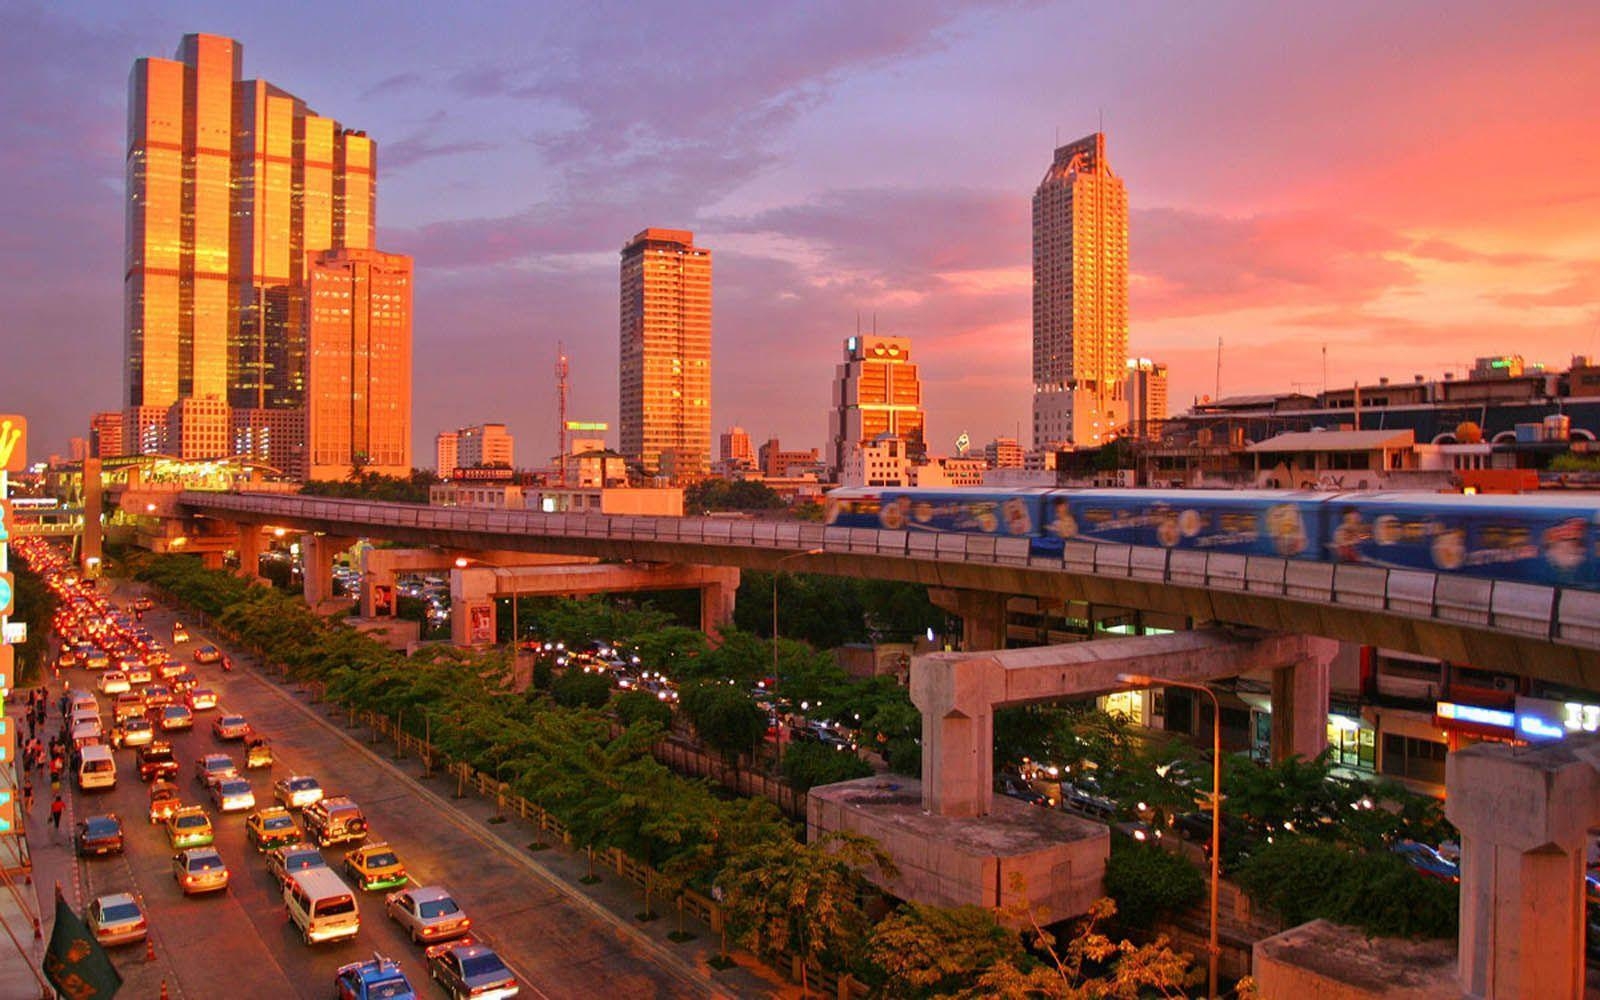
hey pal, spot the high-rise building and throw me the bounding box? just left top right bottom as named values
left=828, top=335, right=925, bottom=476
left=619, top=228, right=711, bottom=479
left=125, top=33, right=375, bottom=461
left=1032, top=132, right=1128, bottom=449
left=1126, top=359, right=1169, bottom=441
left=984, top=437, right=1024, bottom=469
left=457, top=423, right=514, bottom=468
left=305, top=248, right=412, bottom=480
left=166, top=397, right=230, bottom=460
left=89, top=412, right=124, bottom=459
left=436, top=431, right=459, bottom=475
left=720, top=426, right=754, bottom=467
left=758, top=439, right=821, bottom=478
left=232, top=407, right=307, bottom=478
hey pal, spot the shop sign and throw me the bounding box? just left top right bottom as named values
left=1434, top=700, right=1515, bottom=733
left=1515, top=695, right=1600, bottom=741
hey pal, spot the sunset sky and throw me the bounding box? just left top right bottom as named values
left=5, top=1, right=1599, bottom=462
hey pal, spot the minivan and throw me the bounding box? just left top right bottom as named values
left=285, top=868, right=360, bottom=945
left=77, top=744, right=117, bottom=791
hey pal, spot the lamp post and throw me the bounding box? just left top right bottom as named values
left=1118, top=672, right=1222, bottom=1000
left=772, top=548, right=823, bottom=759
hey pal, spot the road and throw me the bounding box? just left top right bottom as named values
left=30, top=584, right=726, bottom=999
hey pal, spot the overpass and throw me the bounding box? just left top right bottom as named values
left=176, top=491, right=1600, bottom=687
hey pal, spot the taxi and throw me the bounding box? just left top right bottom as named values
left=343, top=843, right=409, bottom=892
left=166, top=805, right=214, bottom=849
left=245, top=806, right=302, bottom=852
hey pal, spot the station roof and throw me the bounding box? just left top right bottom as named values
left=1246, top=429, right=1416, bottom=452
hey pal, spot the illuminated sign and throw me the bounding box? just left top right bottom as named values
left=0, top=573, right=10, bottom=617
left=1, top=622, right=23, bottom=645
left=0, top=415, right=24, bottom=472
left=564, top=421, right=609, bottom=432
left=0, top=499, right=7, bottom=543
left=0, top=647, right=11, bottom=694
left=1515, top=696, right=1600, bottom=741
left=1434, top=701, right=1515, bottom=731
left=452, top=467, right=516, bottom=482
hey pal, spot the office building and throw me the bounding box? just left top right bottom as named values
left=619, top=228, right=711, bottom=478
left=720, top=426, right=754, bottom=468
left=89, top=412, right=124, bottom=459
left=124, top=33, right=375, bottom=460
left=305, top=248, right=412, bottom=480
left=828, top=334, right=925, bottom=475
left=984, top=437, right=1024, bottom=469
left=1032, top=132, right=1128, bottom=449
left=232, top=407, right=307, bottom=478
left=436, top=431, right=459, bottom=475
left=457, top=423, right=514, bottom=468
left=166, top=397, right=230, bottom=460
left=1126, top=359, right=1169, bottom=441
left=759, top=439, right=822, bottom=478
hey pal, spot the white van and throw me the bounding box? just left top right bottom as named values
left=70, top=722, right=103, bottom=751
left=69, top=691, right=98, bottom=716
left=77, top=744, right=117, bottom=790
left=284, top=868, right=360, bottom=945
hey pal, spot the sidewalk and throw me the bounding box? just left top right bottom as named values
left=0, top=693, right=56, bottom=1000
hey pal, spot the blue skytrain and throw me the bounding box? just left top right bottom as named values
left=823, top=487, right=1600, bottom=590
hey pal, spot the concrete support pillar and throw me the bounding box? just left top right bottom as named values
left=235, top=522, right=264, bottom=581
left=1446, top=740, right=1600, bottom=1000
left=358, top=547, right=396, bottom=619
left=450, top=566, right=498, bottom=647
left=301, top=534, right=354, bottom=609
left=1270, top=655, right=1331, bottom=763
left=699, top=573, right=738, bottom=637
left=200, top=550, right=224, bottom=571
left=80, top=457, right=103, bottom=577
left=910, top=653, right=1004, bottom=817
left=928, top=588, right=1008, bottom=652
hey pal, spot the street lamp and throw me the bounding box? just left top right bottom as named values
left=772, top=549, right=824, bottom=683
left=1118, top=673, right=1222, bottom=1000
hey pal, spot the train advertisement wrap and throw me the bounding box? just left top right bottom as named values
left=830, top=489, right=1046, bottom=538
left=1037, top=492, right=1327, bottom=559
left=1323, top=498, right=1598, bottom=587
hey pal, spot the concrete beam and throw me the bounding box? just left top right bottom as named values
left=301, top=534, right=356, bottom=609
left=928, top=587, right=1008, bottom=651
left=1271, top=654, right=1333, bottom=763
left=911, top=630, right=1327, bottom=818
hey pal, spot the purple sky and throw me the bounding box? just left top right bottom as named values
left=5, top=1, right=1599, bottom=464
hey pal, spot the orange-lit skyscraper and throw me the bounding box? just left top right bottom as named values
left=619, top=228, right=712, bottom=479
left=828, top=335, right=925, bottom=477
left=1031, top=132, right=1128, bottom=449
left=125, top=33, right=376, bottom=470
left=305, top=248, right=413, bottom=480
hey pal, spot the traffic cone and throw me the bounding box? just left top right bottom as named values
left=145, top=936, right=156, bottom=962
left=160, top=981, right=169, bottom=1000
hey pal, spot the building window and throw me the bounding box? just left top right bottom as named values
left=1380, top=734, right=1446, bottom=784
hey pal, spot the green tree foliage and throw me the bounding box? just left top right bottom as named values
left=679, top=681, right=768, bottom=763
left=864, top=904, right=1025, bottom=1000
left=779, top=741, right=873, bottom=792
left=9, top=557, right=59, bottom=683
left=1233, top=837, right=1458, bottom=938
left=715, top=831, right=896, bottom=995
left=301, top=468, right=438, bottom=503
left=630, top=625, right=708, bottom=675
left=685, top=479, right=784, bottom=512
left=735, top=571, right=943, bottom=647
left=614, top=689, right=674, bottom=730
left=1101, top=840, right=1206, bottom=930
left=551, top=670, right=613, bottom=709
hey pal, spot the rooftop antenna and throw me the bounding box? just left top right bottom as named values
left=1322, top=343, right=1328, bottom=395
left=872, top=312, right=877, bottom=335
left=1215, top=336, right=1223, bottom=401
left=555, top=342, right=569, bottom=486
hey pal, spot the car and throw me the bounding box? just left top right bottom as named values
left=143, top=684, right=174, bottom=710
left=57, top=647, right=81, bottom=669
left=386, top=886, right=472, bottom=943
left=83, top=649, right=110, bottom=670
left=997, top=775, right=1051, bottom=808
left=273, top=774, right=324, bottom=810
left=266, top=841, right=330, bottom=887
left=302, top=796, right=369, bottom=847
left=335, top=955, right=417, bottom=1000
left=245, top=806, right=301, bottom=852
left=192, top=644, right=222, bottom=665
left=165, top=806, right=214, bottom=849
left=1392, top=840, right=1461, bottom=883
left=195, top=753, right=238, bottom=788
left=344, top=843, right=409, bottom=891
left=112, top=691, right=146, bottom=722
left=171, top=623, right=190, bottom=644
left=137, top=742, right=179, bottom=782
left=212, top=713, right=250, bottom=741
left=112, top=716, right=155, bottom=749
left=96, top=671, right=130, bottom=695
left=158, top=704, right=194, bottom=731
left=211, top=776, right=256, bottom=813
left=75, top=814, right=126, bottom=857
left=157, top=661, right=185, bottom=681
left=148, top=780, right=182, bottom=824
left=171, top=671, right=200, bottom=693
left=132, top=597, right=153, bottom=612
left=425, top=938, right=519, bottom=1000
left=185, top=687, right=218, bottom=712
left=86, top=893, right=148, bottom=947
left=172, top=847, right=229, bottom=895
left=125, top=662, right=153, bottom=685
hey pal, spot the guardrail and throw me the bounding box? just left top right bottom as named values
left=181, top=491, right=1600, bottom=651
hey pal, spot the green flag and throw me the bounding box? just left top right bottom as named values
left=43, top=891, right=122, bottom=999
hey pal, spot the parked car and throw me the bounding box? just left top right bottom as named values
left=335, top=954, right=417, bottom=1000
left=997, top=775, right=1051, bottom=808
left=75, top=814, right=125, bottom=857
left=86, top=893, right=148, bottom=947
left=386, top=886, right=472, bottom=943
left=344, top=842, right=409, bottom=891
left=172, top=847, right=229, bottom=895
left=1392, top=840, right=1462, bottom=883
left=425, top=938, right=519, bottom=1000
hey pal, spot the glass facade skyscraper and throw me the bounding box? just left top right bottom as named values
left=619, top=228, right=712, bottom=479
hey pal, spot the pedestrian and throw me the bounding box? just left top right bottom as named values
left=49, top=795, right=63, bottom=833
left=22, top=779, right=32, bottom=813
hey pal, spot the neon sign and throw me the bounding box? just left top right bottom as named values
left=1435, top=701, right=1515, bottom=731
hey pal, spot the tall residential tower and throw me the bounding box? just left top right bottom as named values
left=619, top=228, right=712, bottom=479
left=125, top=33, right=376, bottom=474
left=1031, top=133, right=1128, bottom=449
left=828, top=334, right=925, bottom=477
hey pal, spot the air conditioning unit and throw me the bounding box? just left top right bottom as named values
left=1491, top=676, right=1516, bottom=693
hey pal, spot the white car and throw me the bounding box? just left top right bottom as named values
left=97, top=671, right=130, bottom=695
left=211, top=777, right=256, bottom=813
left=273, top=775, right=324, bottom=810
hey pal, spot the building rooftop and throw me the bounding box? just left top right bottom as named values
left=1246, top=430, right=1416, bottom=453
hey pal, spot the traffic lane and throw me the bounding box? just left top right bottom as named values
left=159, top=605, right=712, bottom=999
